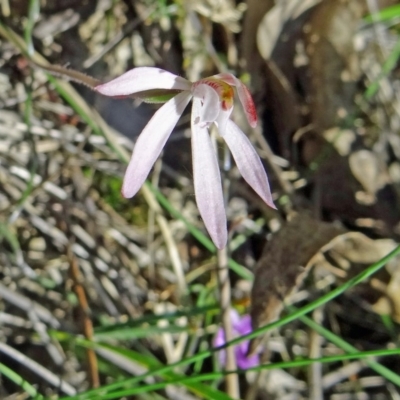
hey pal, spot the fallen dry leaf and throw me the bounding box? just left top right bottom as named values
left=372, top=270, right=400, bottom=322
left=349, top=149, right=387, bottom=199
left=250, top=218, right=400, bottom=354
left=256, top=0, right=321, bottom=61
left=324, top=233, right=400, bottom=322
left=250, top=213, right=345, bottom=352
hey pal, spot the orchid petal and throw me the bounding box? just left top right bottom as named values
left=214, top=310, right=260, bottom=370
left=229, top=309, right=241, bottom=329
left=191, top=97, right=227, bottom=249
left=214, top=73, right=257, bottom=128
left=213, top=328, right=227, bottom=367
left=192, top=83, right=220, bottom=124
left=95, top=67, right=192, bottom=97
left=220, top=120, right=276, bottom=209
left=122, top=91, right=192, bottom=198
left=235, top=343, right=259, bottom=369
left=234, top=314, right=253, bottom=335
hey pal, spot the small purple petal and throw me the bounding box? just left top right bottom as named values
left=213, top=328, right=227, bottom=367
left=214, top=310, right=261, bottom=370
left=234, top=314, right=253, bottom=335
left=228, top=308, right=241, bottom=329
left=192, top=83, right=220, bottom=124
left=95, top=67, right=192, bottom=97
left=214, top=326, right=226, bottom=348
left=191, top=97, right=227, bottom=249
left=235, top=342, right=259, bottom=369
left=220, top=120, right=276, bottom=209
left=122, top=91, right=192, bottom=198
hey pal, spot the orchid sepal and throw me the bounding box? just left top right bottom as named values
left=121, top=91, right=192, bottom=198
left=219, top=120, right=276, bottom=209
left=191, top=96, right=228, bottom=249
left=95, top=67, right=192, bottom=97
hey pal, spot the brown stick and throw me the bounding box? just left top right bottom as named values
left=67, top=245, right=100, bottom=388
left=28, top=59, right=100, bottom=89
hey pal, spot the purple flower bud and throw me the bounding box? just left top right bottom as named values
left=214, top=309, right=260, bottom=370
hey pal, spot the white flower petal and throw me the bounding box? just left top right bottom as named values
left=192, top=83, right=220, bottom=124
left=96, top=67, right=192, bottom=97
left=122, top=91, right=192, bottom=198
left=191, top=97, right=227, bottom=249
left=214, top=73, right=258, bottom=128
left=220, top=120, right=276, bottom=209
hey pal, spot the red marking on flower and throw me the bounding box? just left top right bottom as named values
left=195, top=78, right=234, bottom=110
left=240, top=84, right=257, bottom=128
left=213, top=73, right=258, bottom=128
left=221, top=99, right=231, bottom=110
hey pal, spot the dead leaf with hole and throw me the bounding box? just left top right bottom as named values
left=326, top=233, right=396, bottom=266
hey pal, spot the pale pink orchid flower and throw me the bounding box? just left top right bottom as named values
left=95, top=67, right=275, bottom=249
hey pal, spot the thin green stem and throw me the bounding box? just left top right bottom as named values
left=0, top=362, right=43, bottom=399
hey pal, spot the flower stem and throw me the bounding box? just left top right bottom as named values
left=217, top=139, right=239, bottom=398
left=217, top=246, right=240, bottom=399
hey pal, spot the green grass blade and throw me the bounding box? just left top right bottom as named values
left=220, top=244, right=400, bottom=349
left=24, top=0, right=39, bottom=55
left=94, top=325, right=189, bottom=341
left=364, top=4, right=400, bottom=23
left=0, top=362, right=43, bottom=399
left=365, top=37, right=400, bottom=99
left=58, top=339, right=233, bottom=400
left=300, top=314, right=400, bottom=386
left=59, top=347, right=400, bottom=399
left=93, top=304, right=218, bottom=335
left=58, top=245, right=400, bottom=399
